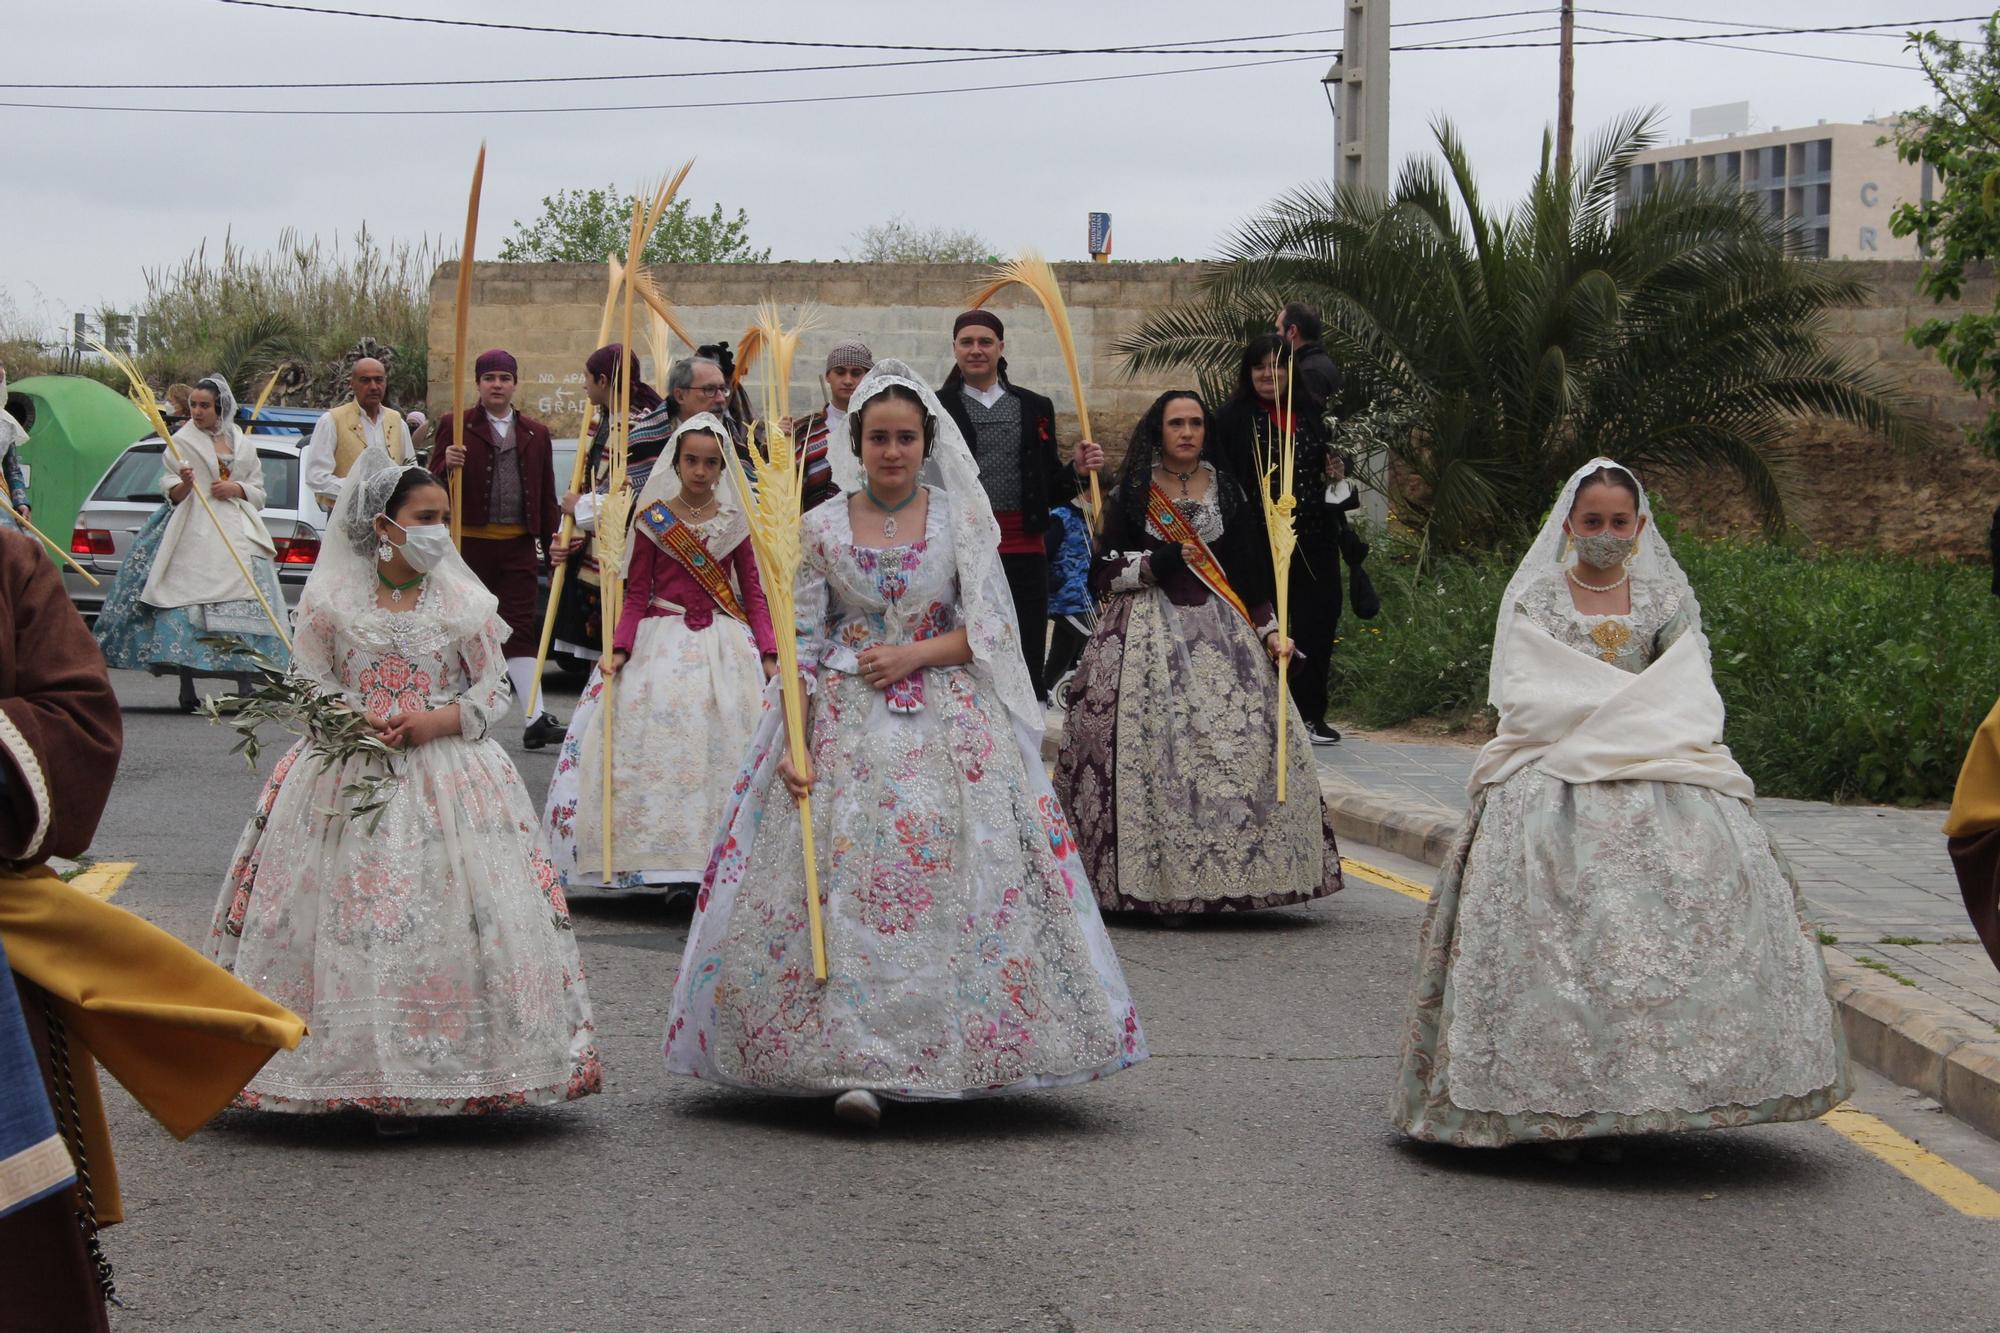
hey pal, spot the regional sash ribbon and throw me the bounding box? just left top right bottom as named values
left=636, top=500, right=748, bottom=624
left=1145, top=484, right=1256, bottom=631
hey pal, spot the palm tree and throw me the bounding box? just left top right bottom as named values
left=1118, top=111, right=1921, bottom=553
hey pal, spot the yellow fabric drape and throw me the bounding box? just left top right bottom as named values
left=2, top=866, right=305, bottom=1222
left=1945, top=696, right=2000, bottom=838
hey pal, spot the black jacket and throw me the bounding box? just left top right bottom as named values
left=1212, top=396, right=1348, bottom=580
left=937, top=363, right=1078, bottom=535
left=1290, top=341, right=1342, bottom=417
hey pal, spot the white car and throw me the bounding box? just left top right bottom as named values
left=63, top=435, right=324, bottom=623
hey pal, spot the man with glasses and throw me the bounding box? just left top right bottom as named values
left=303, top=356, right=413, bottom=512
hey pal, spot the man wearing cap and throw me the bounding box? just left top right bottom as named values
left=938, top=310, right=1102, bottom=701
left=431, top=349, right=565, bottom=749
left=303, top=356, right=412, bottom=512
left=783, top=339, right=873, bottom=514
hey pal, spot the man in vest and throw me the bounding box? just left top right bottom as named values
left=937, top=311, right=1102, bottom=702
left=782, top=339, right=872, bottom=515
left=431, top=348, right=565, bottom=749
left=303, top=357, right=412, bottom=511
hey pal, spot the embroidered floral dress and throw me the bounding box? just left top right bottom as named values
left=1054, top=471, right=1342, bottom=913
left=208, top=573, right=601, bottom=1114
left=664, top=490, right=1145, bottom=1098
left=540, top=511, right=775, bottom=889
left=1390, top=572, right=1848, bottom=1146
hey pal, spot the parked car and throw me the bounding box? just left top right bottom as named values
left=63, top=436, right=324, bottom=623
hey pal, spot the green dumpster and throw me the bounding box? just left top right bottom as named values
left=2, top=375, right=152, bottom=551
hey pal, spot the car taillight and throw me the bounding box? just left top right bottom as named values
left=70, top=528, right=115, bottom=556
left=273, top=535, right=320, bottom=565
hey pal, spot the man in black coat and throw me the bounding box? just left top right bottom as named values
left=937, top=310, right=1102, bottom=701
left=1277, top=301, right=1342, bottom=418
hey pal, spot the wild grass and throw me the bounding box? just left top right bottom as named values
left=132, top=226, right=436, bottom=404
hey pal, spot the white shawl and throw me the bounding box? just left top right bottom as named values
left=1469, top=600, right=1753, bottom=800
left=141, top=422, right=277, bottom=609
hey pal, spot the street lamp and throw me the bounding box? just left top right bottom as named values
left=1321, top=56, right=1342, bottom=131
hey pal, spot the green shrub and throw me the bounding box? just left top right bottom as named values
left=1328, top=540, right=2000, bottom=805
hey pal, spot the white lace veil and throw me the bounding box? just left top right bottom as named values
left=841, top=358, right=1040, bottom=734
left=196, top=374, right=239, bottom=427
left=1488, top=456, right=1702, bottom=707
left=303, top=444, right=497, bottom=643
left=623, top=411, right=748, bottom=576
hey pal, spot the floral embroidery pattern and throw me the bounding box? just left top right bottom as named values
left=356, top=651, right=434, bottom=718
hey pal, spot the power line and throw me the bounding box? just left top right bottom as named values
left=1574, top=23, right=1917, bottom=70
left=1582, top=9, right=1991, bottom=38
left=0, top=40, right=1334, bottom=93
left=210, top=0, right=1555, bottom=52
left=1387, top=17, right=1992, bottom=52
left=0, top=52, right=1336, bottom=117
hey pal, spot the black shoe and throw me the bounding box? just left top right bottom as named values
left=522, top=711, right=565, bottom=750
left=1306, top=721, right=1342, bottom=745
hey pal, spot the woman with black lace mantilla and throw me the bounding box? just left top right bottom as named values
left=1053, top=390, right=1343, bottom=918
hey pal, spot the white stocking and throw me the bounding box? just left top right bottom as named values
left=506, top=657, right=540, bottom=717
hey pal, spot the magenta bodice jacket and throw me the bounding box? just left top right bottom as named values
left=613, top=534, right=777, bottom=657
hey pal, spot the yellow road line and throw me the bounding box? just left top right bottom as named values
left=1341, top=856, right=1432, bottom=903
left=67, top=861, right=134, bottom=901
left=1822, top=1104, right=2000, bottom=1218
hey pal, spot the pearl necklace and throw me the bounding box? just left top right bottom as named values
left=1567, top=565, right=1630, bottom=594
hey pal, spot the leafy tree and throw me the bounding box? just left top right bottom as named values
left=1890, top=20, right=2000, bottom=455
left=846, top=217, right=993, bottom=264
left=498, top=185, right=771, bottom=264
left=1118, top=112, right=1919, bottom=555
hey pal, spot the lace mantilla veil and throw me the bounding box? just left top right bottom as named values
left=832, top=358, right=1041, bottom=736
left=305, top=444, right=498, bottom=643
left=1487, top=457, right=1703, bottom=707
left=622, top=411, right=749, bottom=576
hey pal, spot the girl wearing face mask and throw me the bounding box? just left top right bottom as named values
left=1389, top=459, right=1848, bottom=1150
left=1054, top=390, right=1343, bottom=918
left=207, top=451, right=601, bottom=1129
left=94, top=374, right=290, bottom=711
left=539, top=415, right=777, bottom=900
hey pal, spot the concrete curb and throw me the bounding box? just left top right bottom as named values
left=1313, top=781, right=2000, bottom=1141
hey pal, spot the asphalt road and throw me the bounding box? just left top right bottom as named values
left=77, top=667, right=2000, bottom=1332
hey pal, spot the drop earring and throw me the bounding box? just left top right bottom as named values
left=376, top=536, right=395, bottom=563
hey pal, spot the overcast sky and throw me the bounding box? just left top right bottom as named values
left=0, top=1, right=1969, bottom=335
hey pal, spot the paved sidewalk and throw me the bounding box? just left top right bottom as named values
left=1317, top=736, right=1999, bottom=1021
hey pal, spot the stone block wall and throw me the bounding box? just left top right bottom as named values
left=1640, top=260, right=2000, bottom=558
left=429, top=258, right=2000, bottom=559
left=425, top=261, right=1206, bottom=457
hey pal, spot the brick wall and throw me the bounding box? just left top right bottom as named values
left=428, top=258, right=2000, bottom=559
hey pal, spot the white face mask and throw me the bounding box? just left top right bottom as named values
left=384, top=518, right=452, bottom=573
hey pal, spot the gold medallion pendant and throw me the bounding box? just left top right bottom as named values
left=1589, top=619, right=1632, bottom=662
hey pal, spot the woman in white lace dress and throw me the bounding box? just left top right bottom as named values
left=209, top=451, right=601, bottom=1123
left=1390, top=459, right=1848, bottom=1147
left=663, top=361, right=1145, bottom=1126
left=1054, top=390, right=1341, bottom=914
left=539, top=413, right=776, bottom=895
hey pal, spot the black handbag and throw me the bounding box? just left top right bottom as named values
left=1348, top=560, right=1380, bottom=621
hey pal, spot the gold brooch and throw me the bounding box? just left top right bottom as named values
left=1589, top=620, right=1631, bottom=662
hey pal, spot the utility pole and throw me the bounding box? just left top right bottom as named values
left=1556, top=0, right=1576, bottom=177
left=1324, top=0, right=1391, bottom=197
